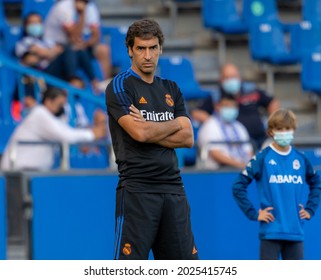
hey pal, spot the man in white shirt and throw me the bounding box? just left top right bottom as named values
left=44, top=0, right=112, bottom=82
left=197, top=94, right=253, bottom=170
left=1, top=87, right=106, bottom=171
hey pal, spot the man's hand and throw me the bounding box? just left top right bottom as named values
left=258, top=207, right=275, bottom=223
left=92, top=125, right=107, bottom=139
left=129, top=104, right=146, bottom=122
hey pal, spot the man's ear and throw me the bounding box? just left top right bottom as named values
left=128, top=47, right=133, bottom=59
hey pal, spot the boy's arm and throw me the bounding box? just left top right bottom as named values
left=232, top=169, right=258, bottom=221
left=232, top=153, right=264, bottom=221
left=304, top=158, right=321, bottom=217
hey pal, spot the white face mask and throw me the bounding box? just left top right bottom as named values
left=273, top=130, right=294, bottom=147
left=221, top=78, right=241, bottom=95
left=219, top=106, right=239, bottom=123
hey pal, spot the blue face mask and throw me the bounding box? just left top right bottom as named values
left=222, top=78, right=241, bottom=95
left=273, top=130, right=294, bottom=147
left=26, top=23, right=43, bottom=37
left=219, top=106, right=239, bottom=123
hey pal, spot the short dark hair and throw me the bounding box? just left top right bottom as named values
left=41, top=87, right=66, bottom=104
left=125, top=18, right=164, bottom=50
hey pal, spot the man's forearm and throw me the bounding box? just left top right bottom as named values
left=143, top=119, right=182, bottom=143
left=156, top=127, right=194, bottom=148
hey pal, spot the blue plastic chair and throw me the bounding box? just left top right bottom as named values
left=302, top=0, right=321, bottom=24
left=301, top=50, right=321, bottom=95
left=202, top=0, right=248, bottom=34
left=102, top=26, right=131, bottom=72
left=158, top=56, right=211, bottom=100
left=249, top=21, right=298, bottom=64
left=290, top=20, right=321, bottom=62
left=243, top=0, right=279, bottom=26
left=1, top=24, right=22, bottom=56
left=22, top=0, right=55, bottom=19
left=0, top=1, right=7, bottom=31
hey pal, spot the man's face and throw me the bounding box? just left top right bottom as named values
left=128, top=37, right=162, bottom=81
left=75, top=0, right=88, bottom=11
left=47, top=95, right=67, bottom=115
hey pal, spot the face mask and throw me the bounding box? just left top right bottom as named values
left=54, top=106, right=65, bottom=117
left=219, top=106, right=239, bottom=123
left=273, top=130, right=294, bottom=147
left=26, top=23, right=43, bottom=37
left=222, top=78, right=241, bottom=95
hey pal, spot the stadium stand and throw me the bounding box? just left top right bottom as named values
left=158, top=55, right=211, bottom=100
left=202, top=0, right=248, bottom=66
left=1, top=0, right=321, bottom=261
left=302, top=0, right=321, bottom=23
left=290, top=20, right=321, bottom=61
left=101, top=25, right=131, bottom=73
left=249, top=21, right=298, bottom=64
left=22, top=0, right=55, bottom=19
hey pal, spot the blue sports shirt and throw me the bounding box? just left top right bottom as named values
left=233, top=145, right=321, bottom=241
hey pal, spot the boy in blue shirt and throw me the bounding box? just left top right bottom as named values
left=233, top=108, right=321, bottom=259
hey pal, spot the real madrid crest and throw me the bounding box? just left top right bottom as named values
left=165, top=94, right=174, bottom=107
left=122, top=243, right=132, bottom=256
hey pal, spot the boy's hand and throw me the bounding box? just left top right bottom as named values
left=299, top=204, right=311, bottom=220
left=258, top=207, right=275, bottom=223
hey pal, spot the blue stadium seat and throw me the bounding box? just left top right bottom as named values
left=1, top=24, right=22, bottom=56
left=301, top=50, right=321, bottom=95
left=22, top=0, right=55, bottom=19
left=0, top=2, right=7, bottom=33
left=202, top=0, right=248, bottom=34
left=249, top=21, right=298, bottom=64
left=158, top=56, right=211, bottom=101
left=243, top=0, right=279, bottom=26
left=290, top=20, right=321, bottom=62
left=102, top=26, right=131, bottom=73
left=301, top=148, right=321, bottom=167
left=302, top=0, right=321, bottom=24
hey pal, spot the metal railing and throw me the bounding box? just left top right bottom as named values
left=0, top=51, right=105, bottom=126
left=8, top=140, right=115, bottom=171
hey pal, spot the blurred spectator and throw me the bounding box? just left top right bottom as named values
left=191, top=63, right=280, bottom=150
left=44, top=0, right=112, bottom=91
left=197, top=94, right=253, bottom=170
left=64, top=75, right=91, bottom=127
left=15, top=12, right=77, bottom=81
left=0, top=87, right=106, bottom=171
left=10, top=77, right=39, bottom=122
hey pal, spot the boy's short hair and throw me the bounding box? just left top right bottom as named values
left=267, top=108, right=297, bottom=133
